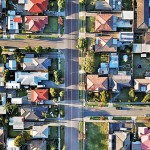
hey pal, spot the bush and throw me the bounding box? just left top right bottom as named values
left=14, top=135, right=25, bottom=147
left=77, top=38, right=86, bottom=51
left=142, top=94, right=150, bottom=103
left=50, top=88, right=58, bottom=98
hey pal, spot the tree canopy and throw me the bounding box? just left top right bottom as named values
left=14, top=135, right=25, bottom=147
left=58, top=0, right=65, bottom=9
left=142, top=94, right=150, bottom=103
left=50, top=88, right=57, bottom=98
left=77, top=38, right=86, bottom=51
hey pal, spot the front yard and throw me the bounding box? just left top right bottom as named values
left=133, top=54, right=150, bottom=78
left=44, top=16, right=58, bottom=33
left=86, top=17, right=95, bottom=33
left=85, top=122, right=108, bottom=150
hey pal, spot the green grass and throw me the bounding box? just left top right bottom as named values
left=44, top=16, right=58, bottom=33
left=60, top=105, right=65, bottom=118
left=85, top=122, right=108, bottom=150
left=60, top=126, right=65, bottom=150
left=49, top=126, right=58, bottom=139
left=80, top=16, right=85, bottom=33
left=113, top=117, right=131, bottom=120
left=85, top=0, right=96, bottom=11
left=133, top=54, right=150, bottom=78
left=79, top=122, right=84, bottom=133
left=79, top=140, right=83, bottom=150
left=8, top=127, right=21, bottom=138
left=100, top=54, right=109, bottom=63
left=86, top=17, right=95, bottom=33
left=16, top=90, right=27, bottom=97
left=51, top=58, right=58, bottom=71
left=49, top=1, right=58, bottom=11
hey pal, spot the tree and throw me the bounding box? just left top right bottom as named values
left=3, top=69, right=9, bottom=83
left=14, top=135, right=25, bottom=147
left=62, top=144, right=66, bottom=150
left=100, top=91, right=109, bottom=104
left=59, top=91, right=64, bottom=98
left=24, top=46, right=32, bottom=52
left=34, top=46, right=43, bottom=53
left=4, top=103, right=18, bottom=116
left=57, top=0, right=65, bottom=9
left=77, top=38, right=86, bottom=51
left=51, top=144, right=56, bottom=150
left=129, top=89, right=135, bottom=98
left=79, top=0, right=85, bottom=4
left=54, top=70, right=61, bottom=85
left=0, top=142, right=5, bottom=150
left=50, top=88, right=57, bottom=98
left=142, top=94, right=150, bottom=103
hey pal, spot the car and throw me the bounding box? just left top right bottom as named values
left=144, top=114, right=150, bottom=117
left=116, top=107, right=122, bottom=110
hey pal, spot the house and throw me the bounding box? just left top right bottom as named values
left=95, top=36, right=117, bottom=53
left=144, top=32, right=150, bottom=44
left=95, top=0, right=122, bottom=11
left=22, top=57, right=51, bottom=71
left=31, top=89, right=49, bottom=103
left=132, top=141, right=141, bottom=150
left=134, top=78, right=150, bottom=93
left=21, top=106, right=48, bottom=121
left=138, top=127, right=150, bottom=150
left=119, top=32, right=134, bottom=42
left=7, top=138, right=20, bottom=150
left=11, top=97, right=29, bottom=104
left=31, top=125, right=49, bottom=139
left=95, top=14, right=117, bottom=32
left=0, top=127, right=4, bottom=143
left=6, top=82, right=21, bottom=89
left=110, top=75, right=132, bottom=92
left=136, top=0, right=149, bottom=30
left=25, top=0, right=48, bottom=13
left=114, top=131, right=131, bottom=150
left=98, top=63, right=109, bottom=76
left=29, top=140, right=46, bottom=150
left=7, top=11, right=22, bottom=33
left=86, top=75, right=108, bottom=91
left=14, top=72, right=49, bottom=86
left=25, top=16, right=48, bottom=32
left=109, top=53, right=118, bottom=69
left=133, top=43, right=150, bottom=53
left=6, top=60, right=17, bottom=70
left=12, top=117, right=24, bottom=129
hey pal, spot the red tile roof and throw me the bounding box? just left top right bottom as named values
left=13, top=16, right=22, bottom=23
left=95, top=14, right=113, bottom=32
left=87, top=75, right=108, bottom=91
left=31, top=89, right=49, bottom=102
left=25, top=16, right=48, bottom=32
left=28, top=0, right=48, bottom=13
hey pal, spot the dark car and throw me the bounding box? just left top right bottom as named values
left=116, top=107, right=122, bottom=110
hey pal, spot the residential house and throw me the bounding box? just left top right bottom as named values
left=98, top=63, right=109, bottom=76
left=14, top=72, right=48, bottom=86
left=6, top=60, right=17, bottom=70
left=109, top=53, right=118, bottom=69
left=86, top=75, right=108, bottom=91
left=21, top=106, right=48, bottom=121
left=11, top=97, right=29, bottom=104
left=119, top=32, right=134, bottom=42
left=0, top=127, right=4, bottom=144
left=7, top=11, right=22, bottom=33
left=29, top=140, right=46, bottom=150
left=12, top=117, right=24, bottom=129
left=31, top=125, right=49, bottom=139
left=25, top=0, right=48, bottom=14
left=114, top=131, right=130, bottom=150
left=136, top=0, right=149, bottom=30
left=22, top=57, right=51, bottom=71
left=95, top=14, right=117, bottom=32
left=134, top=78, right=150, bottom=93
left=110, top=75, right=132, bottom=92
left=7, top=138, right=20, bottom=150
left=138, top=127, right=150, bottom=150
left=31, top=89, right=49, bottom=103
left=95, top=36, right=117, bottom=53
left=95, top=0, right=122, bottom=11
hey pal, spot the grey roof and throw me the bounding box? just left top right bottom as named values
left=114, top=131, right=130, bottom=150
left=29, top=140, right=46, bottom=150
left=95, top=1, right=112, bottom=10
left=23, top=57, right=51, bottom=71
left=137, top=0, right=149, bottom=29
left=13, top=117, right=24, bottom=129
left=21, top=106, right=48, bottom=120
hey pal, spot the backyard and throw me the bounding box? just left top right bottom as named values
left=86, top=17, right=95, bottom=33
left=85, top=122, right=108, bottom=150
left=44, top=16, right=58, bottom=33
left=133, top=54, right=150, bottom=78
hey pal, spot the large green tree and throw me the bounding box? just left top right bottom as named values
left=77, top=38, right=86, bottom=51
left=14, top=135, right=25, bottom=147
left=34, top=46, right=43, bottom=53
left=142, top=94, right=150, bottom=103
left=57, top=0, right=65, bottom=9
left=100, top=91, right=109, bottom=104
left=50, top=88, right=57, bottom=98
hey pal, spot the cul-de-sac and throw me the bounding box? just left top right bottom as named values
left=0, top=0, right=149, bottom=150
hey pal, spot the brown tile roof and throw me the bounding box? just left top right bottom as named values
left=95, top=36, right=117, bottom=52
left=144, top=32, right=150, bottom=44
left=87, top=75, right=108, bottom=91
left=95, top=14, right=113, bottom=32
left=137, top=0, right=149, bottom=29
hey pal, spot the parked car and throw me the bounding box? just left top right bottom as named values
left=144, top=114, right=150, bottom=117
left=116, top=107, right=122, bottom=110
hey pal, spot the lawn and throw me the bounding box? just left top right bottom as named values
left=79, top=16, right=85, bottom=33
left=85, top=122, right=108, bottom=150
left=16, top=90, right=27, bottom=97
left=85, top=0, right=96, bottom=11
left=116, top=88, right=130, bottom=102
left=100, top=54, right=109, bottom=63
left=8, top=127, right=21, bottom=138
left=49, top=126, right=58, bottom=139
left=60, top=126, right=65, bottom=150
left=60, top=58, right=64, bottom=82
left=133, top=54, right=150, bottom=78
left=44, top=16, right=58, bottom=33
left=86, top=17, right=95, bottom=33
